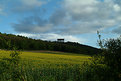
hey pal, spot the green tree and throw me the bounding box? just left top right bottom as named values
left=81, top=33, right=121, bottom=81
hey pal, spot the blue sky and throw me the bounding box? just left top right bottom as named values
left=0, top=0, right=121, bottom=47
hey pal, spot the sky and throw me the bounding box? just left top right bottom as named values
left=0, top=0, right=121, bottom=47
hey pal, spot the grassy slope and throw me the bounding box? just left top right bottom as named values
left=0, top=50, right=90, bottom=65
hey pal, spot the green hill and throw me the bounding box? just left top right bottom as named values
left=0, top=32, right=100, bottom=55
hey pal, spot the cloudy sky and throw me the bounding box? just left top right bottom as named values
left=0, top=0, right=121, bottom=47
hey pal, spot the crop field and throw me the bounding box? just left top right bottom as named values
left=0, top=50, right=90, bottom=81
left=0, top=50, right=90, bottom=66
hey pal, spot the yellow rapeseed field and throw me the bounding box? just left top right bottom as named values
left=0, top=50, right=91, bottom=81
left=0, top=50, right=90, bottom=65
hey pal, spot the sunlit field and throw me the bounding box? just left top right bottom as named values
left=0, top=50, right=90, bottom=65
left=0, top=50, right=90, bottom=81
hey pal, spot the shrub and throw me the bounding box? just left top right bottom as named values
left=0, top=48, right=22, bottom=81
left=81, top=33, right=121, bottom=81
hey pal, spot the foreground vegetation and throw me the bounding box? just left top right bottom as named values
left=0, top=50, right=90, bottom=81
left=80, top=33, right=121, bottom=81
left=0, top=32, right=120, bottom=81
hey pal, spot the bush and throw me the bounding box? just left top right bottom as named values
left=81, top=34, right=121, bottom=81
left=0, top=48, right=22, bottom=81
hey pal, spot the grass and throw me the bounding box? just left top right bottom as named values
left=0, top=50, right=91, bottom=81
left=0, top=50, right=90, bottom=65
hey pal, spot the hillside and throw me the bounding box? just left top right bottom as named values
left=0, top=32, right=100, bottom=55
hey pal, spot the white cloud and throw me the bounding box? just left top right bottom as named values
left=64, top=0, right=97, bottom=14
left=17, top=33, right=86, bottom=44
left=113, top=4, right=120, bottom=12
left=57, top=0, right=121, bottom=34
left=12, top=0, right=121, bottom=34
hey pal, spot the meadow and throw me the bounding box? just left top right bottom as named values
left=0, top=50, right=90, bottom=81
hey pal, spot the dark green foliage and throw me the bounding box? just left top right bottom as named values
left=0, top=48, right=22, bottom=81
left=0, top=33, right=100, bottom=55
left=81, top=34, right=121, bottom=81
left=0, top=57, right=83, bottom=81
left=19, top=64, right=82, bottom=81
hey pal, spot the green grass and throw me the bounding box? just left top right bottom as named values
left=0, top=50, right=90, bottom=65
left=0, top=50, right=91, bottom=81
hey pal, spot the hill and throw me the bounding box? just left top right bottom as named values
left=0, top=32, right=100, bottom=55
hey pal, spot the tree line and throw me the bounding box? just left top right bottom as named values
left=0, top=32, right=100, bottom=55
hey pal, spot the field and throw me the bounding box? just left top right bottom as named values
left=0, top=50, right=90, bottom=81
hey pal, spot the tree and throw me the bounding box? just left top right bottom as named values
left=81, top=33, right=121, bottom=81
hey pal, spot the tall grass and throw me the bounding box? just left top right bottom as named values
left=0, top=50, right=90, bottom=81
